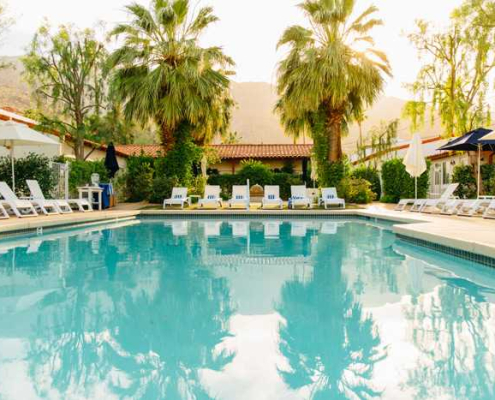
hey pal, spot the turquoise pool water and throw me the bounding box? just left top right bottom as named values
left=0, top=218, right=494, bottom=400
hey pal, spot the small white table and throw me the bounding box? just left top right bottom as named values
left=78, top=186, right=103, bottom=211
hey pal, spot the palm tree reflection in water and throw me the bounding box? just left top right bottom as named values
left=24, top=223, right=235, bottom=400
left=276, top=226, right=387, bottom=399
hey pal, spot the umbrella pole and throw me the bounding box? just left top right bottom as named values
left=10, top=145, right=15, bottom=193
left=478, top=144, right=481, bottom=199
left=415, top=176, right=417, bottom=200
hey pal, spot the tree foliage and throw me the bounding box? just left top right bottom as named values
left=276, top=0, right=391, bottom=167
left=404, top=0, right=495, bottom=137
left=109, top=0, right=234, bottom=151
left=22, top=24, right=108, bottom=160
left=356, top=119, right=399, bottom=167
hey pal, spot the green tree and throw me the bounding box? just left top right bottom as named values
left=356, top=119, right=399, bottom=167
left=404, top=1, right=495, bottom=137
left=276, top=0, right=391, bottom=166
left=22, top=24, right=108, bottom=160
left=109, top=0, right=234, bottom=151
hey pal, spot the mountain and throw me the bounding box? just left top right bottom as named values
left=0, top=56, right=440, bottom=150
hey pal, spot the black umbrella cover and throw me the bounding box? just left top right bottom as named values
left=105, top=143, right=120, bottom=179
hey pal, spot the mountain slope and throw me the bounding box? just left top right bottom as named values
left=0, top=56, right=440, bottom=149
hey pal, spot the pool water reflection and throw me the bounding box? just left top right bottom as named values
left=0, top=219, right=494, bottom=400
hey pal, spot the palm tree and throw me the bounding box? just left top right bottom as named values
left=276, top=0, right=391, bottom=162
left=109, top=0, right=234, bottom=150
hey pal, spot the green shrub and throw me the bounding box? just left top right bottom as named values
left=481, top=164, right=495, bottom=195
left=237, top=160, right=274, bottom=186
left=381, top=158, right=430, bottom=203
left=155, top=140, right=202, bottom=186
left=452, top=165, right=477, bottom=199
left=338, top=178, right=376, bottom=204
left=68, top=159, right=109, bottom=196
left=150, top=176, right=179, bottom=204
left=273, top=172, right=303, bottom=200
left=351, top=166, right=381, bottom=199
left=319, top=160, right=345, bottom=188
left=0, top=153, right=56, bottom=197
left=125, top=155, right=154, bottom=202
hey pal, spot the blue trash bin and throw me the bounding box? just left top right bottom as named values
left=98, top=183, right=113, bottom=209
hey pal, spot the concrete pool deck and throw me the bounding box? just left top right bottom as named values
left=0, top=203, right=494, bottom=261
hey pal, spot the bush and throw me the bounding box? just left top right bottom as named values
left=125, top=155, right=154, bottom=202
left=381, top=158, right=430, bottom=203
left=68, top=159, right=109, bottom=196
left=155, top=140, right=202, bottom=186
left=452, top=165, right=477, bottom=199
left=150, top=176, right=178, bottom=204
left=351, top=166, right=381, bottom=200
left=237, top=160, right=274, bottom=186
left=338, top=178, right=376, bottom=204
left=319, top=160, right=345, bottom=188
left=273, top=172, right=303, bottom=200
left=481, top=164, right=495, bottom=195
left=0, top=153, right=56, bottom=197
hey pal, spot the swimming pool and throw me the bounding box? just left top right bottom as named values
left=0, top=218, right=494, bottom=400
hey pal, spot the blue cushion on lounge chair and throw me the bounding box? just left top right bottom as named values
left=207, top=195, right=215, bottom=200
left=268, top=194, right=275, bottom=200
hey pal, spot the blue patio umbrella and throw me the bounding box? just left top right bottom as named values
left=437, top=128, right=495, bottom=197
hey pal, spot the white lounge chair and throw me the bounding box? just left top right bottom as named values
left=228, top=185, right=250, bottom=209
left=483, top=199, right=495, bottom=219
left=456, top=196, right=495, bottom=217
left=199, top=186, right=223, bottom=209
left=0, top=182, right=38, bottom=218
left=289, top=186, right=311, bottom=209
left=410, top=183, right=459, bottom=213
left=27, top=180, right=89, bottom=213
left=320, top=188, right=345, bottom=209
left=0, top=202, right=8, bottom=219
left=395, top=199, right=417, bottom=211
left=163, top=187, right=190, bottom=209
left=262, top=186, right=283, bottom=209
left=263, top=220, right=281, bottom=238
left=24, top=180, right=61, bottom=215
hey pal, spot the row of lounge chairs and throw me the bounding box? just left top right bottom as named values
left=164, top=185, right=346, bottom=209
left=395, top=183, right=495, bottom=218
left=0, top=180, right=92, bottom=219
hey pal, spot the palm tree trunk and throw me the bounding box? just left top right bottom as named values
left=161, top=123, right=175, bottom=151
left=326, top=112, right=343, bottom=162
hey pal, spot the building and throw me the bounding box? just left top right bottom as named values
left=115, top=144, right=312, bottom=174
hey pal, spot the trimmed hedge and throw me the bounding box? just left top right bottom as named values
left=452, top=165, right=477, bottom=199
left=381, top=158, right=430, bottom=203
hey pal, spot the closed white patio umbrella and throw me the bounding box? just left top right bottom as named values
left=403, top=133, right=427, bottom=199
left=0, top=120, right=59, bottom=192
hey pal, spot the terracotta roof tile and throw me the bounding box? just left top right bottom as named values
left=115, top=144, right=313, bottom=159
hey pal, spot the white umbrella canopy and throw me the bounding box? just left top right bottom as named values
left=0, top=120, right=59, bottom=192
left=403, top=133, right=427, bottom=199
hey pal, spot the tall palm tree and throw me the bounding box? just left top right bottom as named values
left=276, top=0, right=391, bottom=162
left=109, top=0, right=234, bottom=150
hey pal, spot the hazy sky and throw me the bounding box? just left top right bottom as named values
left=2, top=0, right=464, bottom=99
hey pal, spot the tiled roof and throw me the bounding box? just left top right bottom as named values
left=115, top=144, right=313, bottom=159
